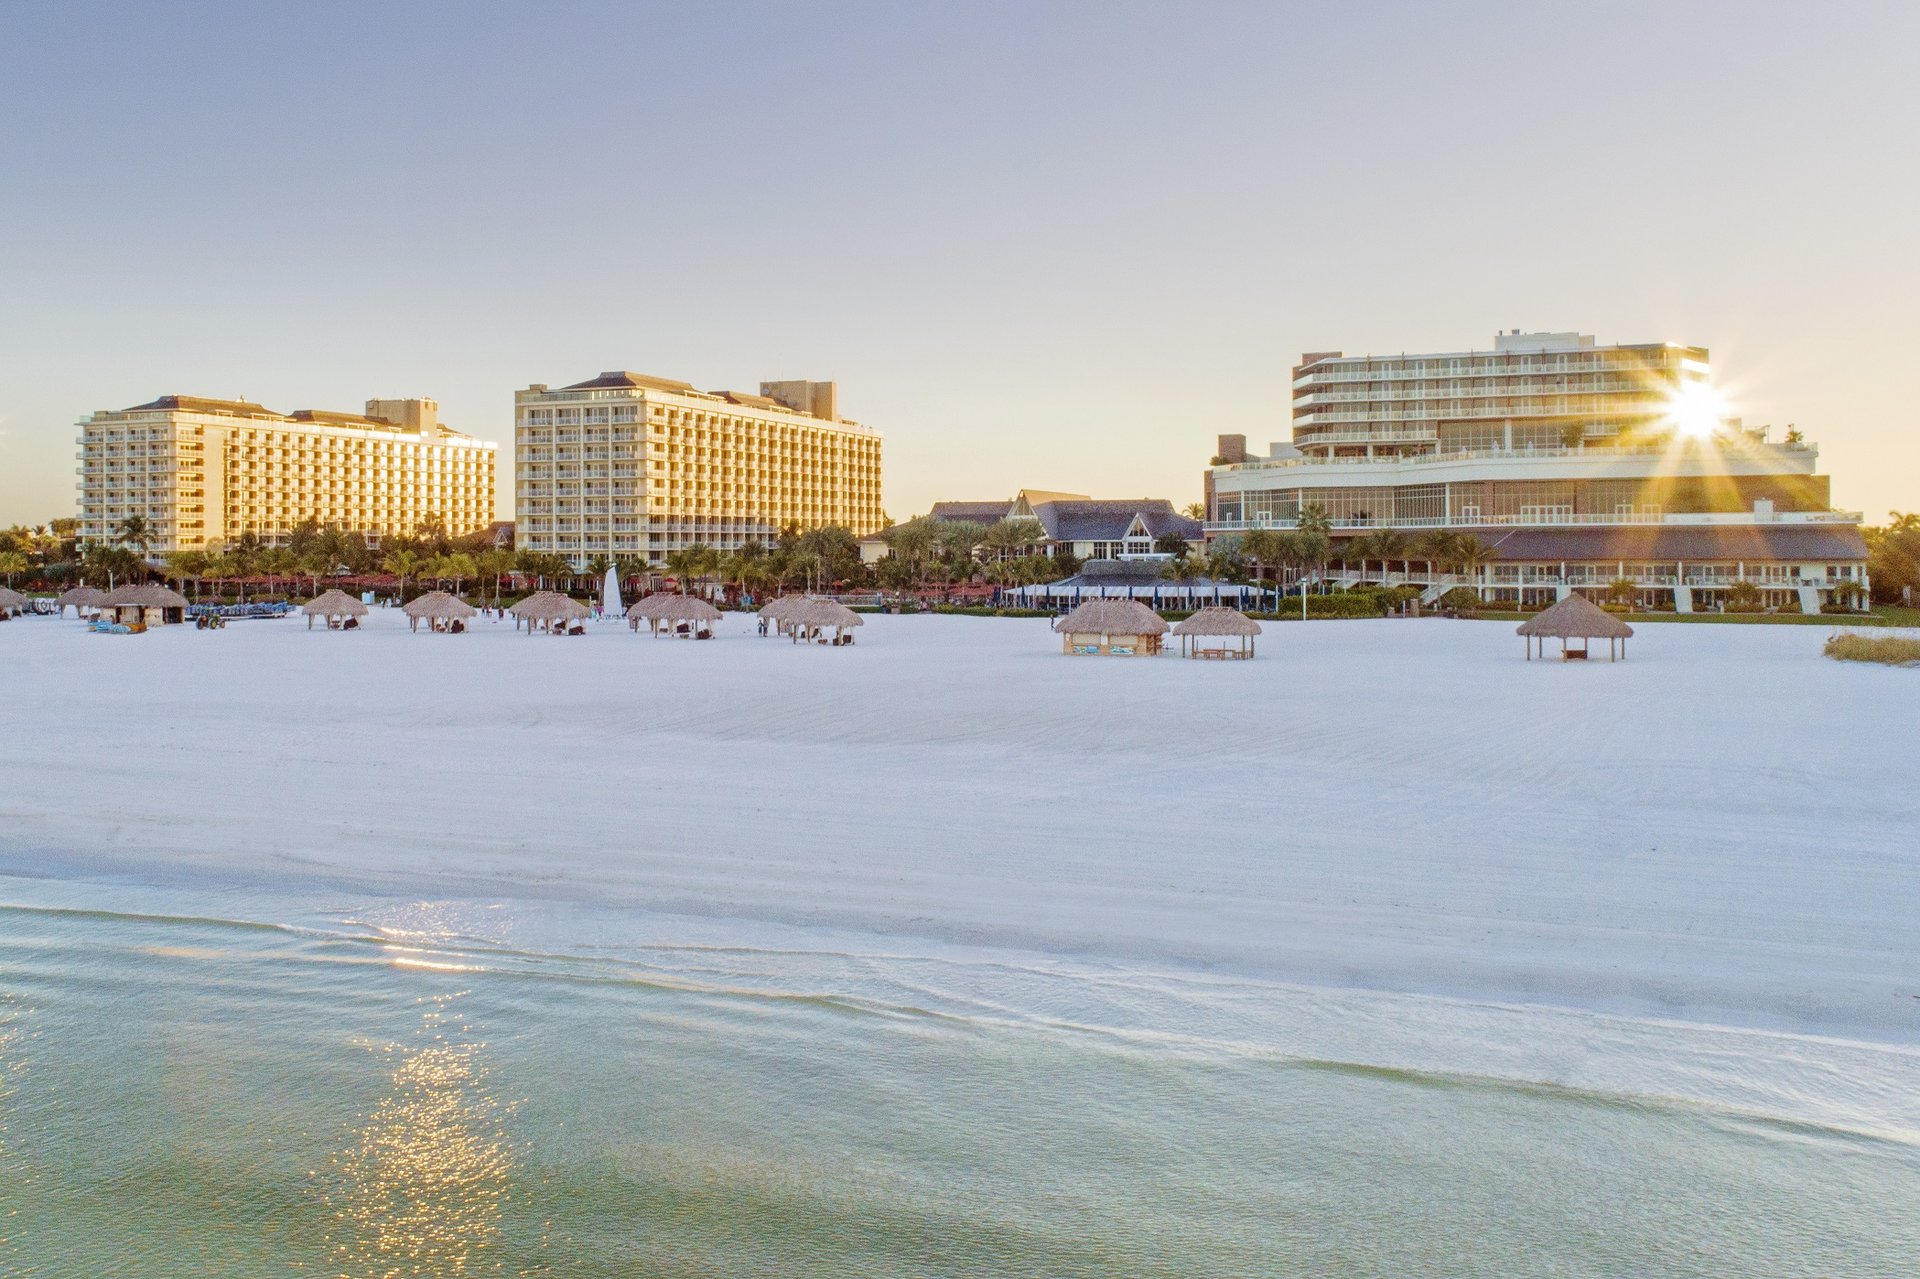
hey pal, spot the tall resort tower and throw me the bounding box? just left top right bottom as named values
left=514, top=372, right=884, bottom=568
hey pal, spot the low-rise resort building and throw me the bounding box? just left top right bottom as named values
left=1204, top=331, right=1869, bottom=611
left=924, top=490, right=1203, bottom=562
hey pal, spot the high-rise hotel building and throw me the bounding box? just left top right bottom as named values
left=514, top=372, right=884, bottom=566
left=1206, top=331, right=1868, bottom=610
left=77, top=395, right=496, bottom=556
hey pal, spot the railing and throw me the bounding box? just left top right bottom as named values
left=1216, top=440, right=1815, bottom=473
left=1207, top=509, right=1862, bottom=533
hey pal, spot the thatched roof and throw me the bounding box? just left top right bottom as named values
left=57, top=585, right=107, bottom=605
left=1171, top=606, right=1262, bottom=637
left=1054, top=599, right=1168, bottom=635
left=510, top=590, right=591, bottom=622
left=1516, top=593, right=1634, bottom=639
left=758, top=594, right=811, bottom=620
left=403, top=590, right=476, bottom=620
left=100, top=583, right=190, bottom=608
left=793, top=599, right=863, bottom=629
left=632, top=594, right=722, bottom=622
left=302, top=588, right=368, bottom=618
left=0, top=587, right=28, bottom=611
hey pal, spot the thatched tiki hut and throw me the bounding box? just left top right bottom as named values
left=302, top=589, right=369, bottom=630
left=403, top=590, right=477, bottom=633
left=1517, top=593, right=1634, bottom=661
left=98, top=583, right=190, bottom=628
left=511, top=590, right=592, bottom=635
left=56, top=585, right=107, bottom=618
left=790, top=599, right=863, bottom=646
left=629, top=594, right=723, bottom=638
left=756, top=595, right=810, bottom=637
left=1170, top=606, right=1262, bottom=659
left=0, top=587, right=28, bottom=619
left=1054, top=600, right=1168, bottom=656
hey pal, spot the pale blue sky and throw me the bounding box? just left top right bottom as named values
left=3, top=1, right=1917, bottom=525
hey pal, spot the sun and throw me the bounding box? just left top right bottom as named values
left=1666, top=381, right=1727, bottom=439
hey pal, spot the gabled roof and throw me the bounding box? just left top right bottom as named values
left=561, top=371, right=699, bottom=393
left=928, top=501, right=1014, bottom=524
left=1031, top=500, right=1202, bottom=544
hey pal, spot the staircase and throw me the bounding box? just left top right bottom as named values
left=1674, top=584, right=1693, bottom=614
left=1797, top=585, right=1823, bottom=616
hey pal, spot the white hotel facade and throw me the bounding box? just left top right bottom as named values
left=1206, top=331, right=1868, bottom=611
left=514, top=372, right=884, bottom=567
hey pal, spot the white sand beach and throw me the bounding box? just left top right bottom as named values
left=4, top=607, right=1913, bottom=1044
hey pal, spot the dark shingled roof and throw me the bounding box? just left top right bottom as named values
left=1467, top=523, right=1868, bottom=563
left=122, top=394, right=282, bottom=418
left=562, top=371, right=699, bottom=393
left=928, top=501, right=1014, bottom=523
left=1032, top=500, right=1202, bottom=544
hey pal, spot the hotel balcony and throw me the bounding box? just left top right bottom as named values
left=1204, top=509, right=1864, bottom=534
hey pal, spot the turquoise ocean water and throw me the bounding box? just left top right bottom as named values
left=2, top=872, right=1917, bottom=1278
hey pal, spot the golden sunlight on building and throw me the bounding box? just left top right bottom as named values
left=77, top=395, right=497, bottom=554
left=515, top=372, right=885, bottom=568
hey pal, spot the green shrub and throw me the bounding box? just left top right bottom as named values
left=1438, top=587, right=1482, bottom=611
left=1824, top=632, right=1920, bottom=665
left=928, top=604, right=1054, bottom=618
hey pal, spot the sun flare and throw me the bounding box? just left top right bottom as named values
left=1666, top=381, right=1727, bottom=439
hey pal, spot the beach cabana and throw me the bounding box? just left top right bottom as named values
left=403, top=590, right=477, bottom=633
left=1170, top=606, right=1261, bottom=659
left=510, top=591, right=591, bottom=635
left=1054, top=599, right=1168, bottom=656
left=756, top=595, right=811, bottom=637
left=791, top=599, right=863, bottom=646
left=629, top=594, right=722, bottom=638
left=302, top=589, right=369, bottom=630
left=1517, top=593, right=1634, bottom=661
left=56, top=585, right=107, bottom=619
left=0, top=587, right=27, bottom=620
left=97, top=583, right=190, bottom=629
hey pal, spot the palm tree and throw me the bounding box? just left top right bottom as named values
left=161, top=549, right=205, bottom=598
left=1414, top=530, right=1456, bottom=586
left=1371, top=529, right=1411, bottom=583
left=260, top=546, right=297, bottom=598
left=1451, top=534, right=1499, bottom=602
left=0, top=550, right=26, bottom=588
left=116, top=514, right=154, bottom=562
left=435, top=552, right=478, bottom=597
left=384, top=547, right=425, bottom=602
left=476, top=548, right=515, bottom=607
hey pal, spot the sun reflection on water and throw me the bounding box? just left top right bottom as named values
left=316, top=993, right=525, bottom=1277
